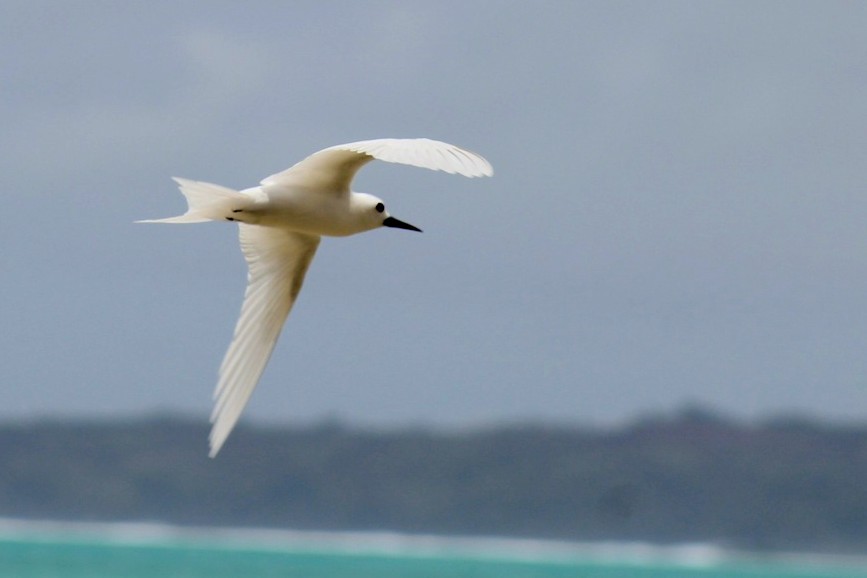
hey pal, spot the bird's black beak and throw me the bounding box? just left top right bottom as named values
left=383, top=216, right=422, bottom=232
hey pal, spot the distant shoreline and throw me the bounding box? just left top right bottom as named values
left=3, top=415, right=867, bottom=554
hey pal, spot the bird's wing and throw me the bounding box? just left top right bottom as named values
left=209, top=224, right=321, bottom=457
left=260, top=138, right=493, bottom=194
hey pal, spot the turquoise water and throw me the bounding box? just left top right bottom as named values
left=1, top=523, right=865, bottom=578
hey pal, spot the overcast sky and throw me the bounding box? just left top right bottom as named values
left=2, top=1, right=866, bottom=431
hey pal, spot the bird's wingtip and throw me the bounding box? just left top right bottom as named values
left=208, top=432, right=225, bottom=458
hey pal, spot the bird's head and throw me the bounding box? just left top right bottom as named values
left=355, top=193, right=422, bottom=233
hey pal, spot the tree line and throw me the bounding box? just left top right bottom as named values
left=1, top=409, right=866, bottom=552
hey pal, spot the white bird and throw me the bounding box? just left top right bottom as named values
left=139, top=138, right=493, bottom=456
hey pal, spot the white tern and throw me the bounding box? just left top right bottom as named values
left=139, top=138, right=493, bottom=456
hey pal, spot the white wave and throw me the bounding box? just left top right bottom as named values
left=0, top=517, right=864, bottom=571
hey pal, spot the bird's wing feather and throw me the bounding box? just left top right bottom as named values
left=260, top=138, right=493, bottom=194
left=209, top=224, right=320, bottom=457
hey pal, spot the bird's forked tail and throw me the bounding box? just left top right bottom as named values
left=137, top=178, right=252, bottom=224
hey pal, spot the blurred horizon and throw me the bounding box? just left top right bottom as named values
left=3, top=410, right=867, bottom=552
left=2, top=402, right=865, bottom=433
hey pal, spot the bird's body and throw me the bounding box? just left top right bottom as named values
left=139, top=138, right=492, bottom=456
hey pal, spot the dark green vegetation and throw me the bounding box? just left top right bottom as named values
left=1, top=410, right=866, bottom=552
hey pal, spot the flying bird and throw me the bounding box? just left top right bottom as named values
left=139, top=138, right=493, bottom=456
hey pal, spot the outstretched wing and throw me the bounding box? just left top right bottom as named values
left=260, top=138, right=493, bottom=195
left=209, top=224, right=321, bottom=457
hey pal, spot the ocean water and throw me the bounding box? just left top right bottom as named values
left=0, top=520, right=865, bottom=578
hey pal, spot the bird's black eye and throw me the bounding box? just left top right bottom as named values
left=375, top=202, right=385, bottom=213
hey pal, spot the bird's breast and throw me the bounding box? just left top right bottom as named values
left=250, top=192, right=362, bottom=237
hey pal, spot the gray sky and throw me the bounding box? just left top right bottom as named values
left=2, top=1, right=867, bottom=429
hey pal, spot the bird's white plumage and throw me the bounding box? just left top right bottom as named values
left=140, top=138, right=492, bottom=456
left=261, top=138, right=493, bottom=193
left=209, top=225, right=319, bottom=457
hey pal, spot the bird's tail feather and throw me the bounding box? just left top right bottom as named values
left=137, top=178, right=251, bottom=224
